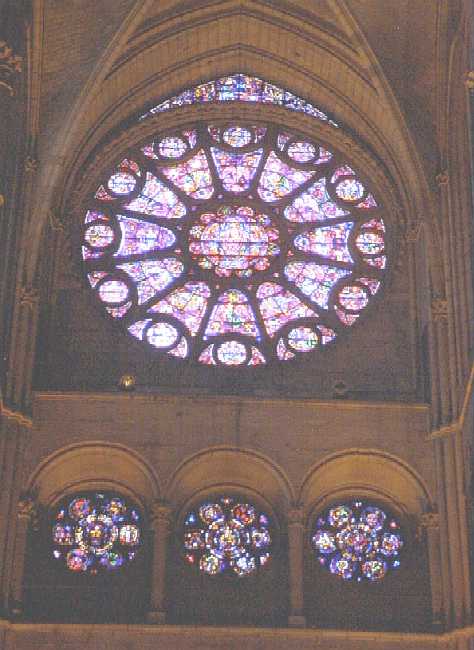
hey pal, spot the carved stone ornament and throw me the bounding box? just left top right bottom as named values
left=0, top=40, right=23, bottom=97
left=48, top=211, right=65, bottom=233
left=431, top=298, right=449, bottom=322
left=24, top=156, right=38, bottom=173
left=151, top=502, right=172, bottom=531
left=19, top=285, right=39, bottom=309
left=405, top=221, right=423, bottom=243
left=465, top=71, right=474, bottom=91
left=420, top=512, right=440, bottom=530
left=287, top=507, right=304, bottom=527
left=17, top=494, right=37, bottom=521
left=436, top=171, right=449, bottom=187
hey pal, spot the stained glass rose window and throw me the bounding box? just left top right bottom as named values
left=311, top=500, right=403, bottom=582
left=52, top=493, right=142, bottom=574
left=81, top=76, right=387, bottom=366
left=183, top=496, right=272, bottom=577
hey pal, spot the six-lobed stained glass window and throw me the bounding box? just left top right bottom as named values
left=311, top=500, right=403, bottom=582
left=52, top=492, right=142, bottom=574
left=182, top=496, right=272, bottom=577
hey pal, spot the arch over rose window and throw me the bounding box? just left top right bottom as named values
left=81, top=75, right=388, bottom=366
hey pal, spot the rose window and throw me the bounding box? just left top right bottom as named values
left=183, top=496, right=272, bottom=577
left=52, top=493, right=142, bottom=574
left=311, top=501, right=403, bottom=582
left=82, top=105, right=387, bottom=366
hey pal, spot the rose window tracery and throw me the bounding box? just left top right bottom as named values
left=82, top=85, right=387, bottom=366
left=183, top=496, right=272, bottom=577
left=52, top=493, right=142, bottom=574
left=311, top=501, right=403, bottom=582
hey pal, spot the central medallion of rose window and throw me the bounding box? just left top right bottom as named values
left=82, top=120, right=388, bottom=367
left=189, top=206, right=280, bottom=278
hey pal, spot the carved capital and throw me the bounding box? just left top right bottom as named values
left=405, top=221, right=423, bottom=243
left=436, top=171, right=449, bottom=187
left=150, top=502, right=172, bottom=532
left=431, top=298, right=449, bottom=322
left=287, top=507, right=304, bottom=527
left=465, top=71, right=474, bottom=91
left=0, top=41, right=23, bottom=97
left=48, top=211, right=65, bottom=233
left=19, top=285, right=39, bottom=309
left=420, top=512, right=440, bottom=530
left=24, top=156, right=38, bottom=173
left=17, top=495, right=37, bottom=522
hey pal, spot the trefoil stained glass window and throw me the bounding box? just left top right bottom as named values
left=183, top=496, right=272, bottom=577
left=52, top=493, right=142, bottom=574
left=311, top=500, right=403, bottom=582
left=82, top=84, right=387, bottom=366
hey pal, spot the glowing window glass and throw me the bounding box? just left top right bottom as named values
left=183, top=496, right=272, bottom=577
left=311, top=500, right=403, bottom=582
left=83, top=93, right=388, bottom=365
left=52, top=493, right=142, bottom=574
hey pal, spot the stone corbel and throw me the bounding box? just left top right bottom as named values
left=431, top=298, right=449, bottom=322
left=0, top=40, right=23, bottom=97
left=465, top=71, right=474, bottom=91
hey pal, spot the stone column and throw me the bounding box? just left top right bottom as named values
left=147, top=501, right=172, bottom=624
left=420, top=512, right=443, bottom=630
left=287, top=506, right=306, bottom=628
left=10, top=494, right=36, bottom=617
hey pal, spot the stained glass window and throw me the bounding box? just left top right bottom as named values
left=82, top=116, right=387, bottom=366
left=140, top=74, right=338, bottom=127
left=311, top=501, right=403, bottom=582
left=52, top=493, right=142, bottom=574
left=183, top=496, right=272, bottom=577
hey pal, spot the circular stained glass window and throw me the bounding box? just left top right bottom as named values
left=52, top=492, right=142, bottom=574
left=183, top=496, right=272, bottom=577
left=311, top=500, right=403, bottom=582
left=82, top=121, right=387, bottom=366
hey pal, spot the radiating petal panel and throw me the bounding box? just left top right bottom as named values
left=256, top=283, right=316, bottom=336
left=258, top=152, right=315, bottom=202
left=205, top=290, right=259, bottom=337
left=148, top=282, right=210, bottom=335
left=161, top=150, right=213, bottom=199
left=118, top=259, right=184, bottom=304
left=124, top=173, right=186, bottom=218
left=284, top=262, right=351, bottom=309
left=284, top=178, right=349, bottom=223
left=211, top=148, right=262, bottom=193
left=294, top=223, right=354, bottom=262
left=115, top=216, right=176, bottom=256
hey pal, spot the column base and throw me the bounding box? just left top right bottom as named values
left=146, top=610, right=166, bottom=624
left=288, top=615, right=306, bottom=628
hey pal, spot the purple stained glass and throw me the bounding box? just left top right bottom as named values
left=294, top=223, right=354, bottom=262
left=146, top=322, right=179, bottom=348
left=285, top=178, right=349, bottom=222
left=158, top=136, right=187, bottom=158
left=258, top=151, right=315, bottom=201
left=189, top=206, right=280, bottom=278
left=216, top=340, right=248, bottom=365
left=162, top=150, right=213, bottom=199
left=222, top=126, right=253, bottom=147
left=211, top=148, right=262, bottom=193
left=311, top=501, right=403, bottom=583
left=284, top=262, right=350, bottom=309
left=52, top=493, right=141, bottom=575
left=287, top=141, right=316, bottom=162
left=257, top=283, right=316, bottom=337
left=183, top=496, right=272, bottom=577
left=205, top=290, right=259, bottom=338
left=115, top=217, right=176, bottom=256
left=124, top=173, right=186, bottom=218
left=148, top=282, right=210, bottom=335
left=83, top=111, right=388, bottom=364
